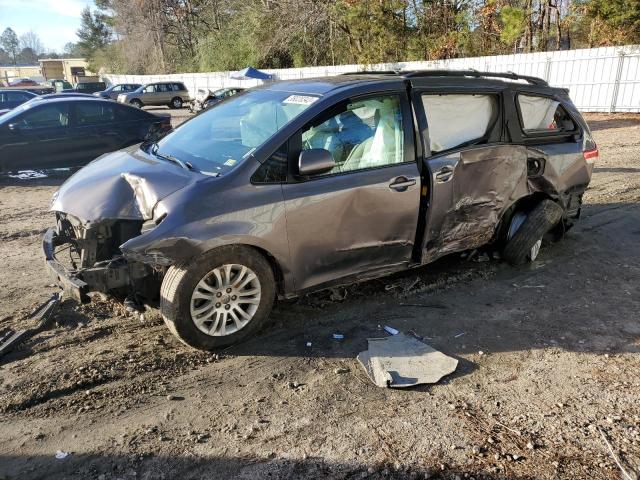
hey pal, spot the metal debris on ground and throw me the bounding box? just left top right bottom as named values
left=328, top=287, right=347, bottom=301
left=332, top=333, right=344, bottom=340
left=454, top=332, right=466, bottom=338
left=0, top=293, right=60, bottom=359
left=383, top=326, right=399, bottom=335
left=357, top=332, right=458, bottom=388
left=54, top=451, right=70, bottom=460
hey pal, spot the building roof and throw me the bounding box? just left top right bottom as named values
left=39, top=58, right=87, bottom=62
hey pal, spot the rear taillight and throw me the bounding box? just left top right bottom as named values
left=583, top=147, right=598, bottom=161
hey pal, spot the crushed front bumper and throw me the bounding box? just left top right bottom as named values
left=43, top=228, right=151, bottom=303
left=43, top=228, right=89, bottom=303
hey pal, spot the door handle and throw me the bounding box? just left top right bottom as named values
left=389, top=177, right=416, bottom=191
left=435, top=166, right=454, bottom=182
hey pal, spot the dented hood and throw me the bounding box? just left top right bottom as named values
left=50, top=147, right=196, bottom=222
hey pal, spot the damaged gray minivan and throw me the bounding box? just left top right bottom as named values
left=44, top=70, right=597, bottom=350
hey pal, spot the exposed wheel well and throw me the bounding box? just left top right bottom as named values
left=494, top=193, right=560, bottom=248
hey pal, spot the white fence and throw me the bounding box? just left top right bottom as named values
left=104, top=45, right=640, bottom=113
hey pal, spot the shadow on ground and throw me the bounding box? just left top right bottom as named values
left=0, top=453, right=543, bottom=480
left=586, top=115, right=639, bottom=131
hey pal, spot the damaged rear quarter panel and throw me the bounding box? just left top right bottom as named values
left=423, top=144, right=530, bottom=261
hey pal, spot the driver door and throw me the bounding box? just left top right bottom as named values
left=281, top=93, right=421, bottom=291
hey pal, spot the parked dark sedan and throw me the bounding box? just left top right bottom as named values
left=0, top=97, right=171, bottom=172
left=94, top=83, right=141, bottom=100
left=0, top=89, right=38, bottom=110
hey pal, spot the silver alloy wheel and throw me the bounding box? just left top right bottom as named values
left=508, top=211, right=542, bottom=262
left=189, top=264, right=261, bottom=337
left=173, top=98, right=182, bottom=108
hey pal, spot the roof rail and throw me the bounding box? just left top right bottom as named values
left=341, top=70, right=400, bottom=76
left=402, top=69, right=547, bottom=86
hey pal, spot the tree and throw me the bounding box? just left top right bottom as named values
left=17, top=47, right=38, bottom=64
left=0, top=48, right=10, bottom=64
left=76, top=6, right=113, bottom=58
left=0, top=28, right=20, bottom=65
left=63, top=42, right=84, bottom=57
left=500, top=6, right=526, bottom=50
left=19, top=31, right=45, bottom=56
left=577, top=0, right=640, bottom=45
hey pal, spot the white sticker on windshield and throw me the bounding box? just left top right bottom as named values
left=224, top=159, right=237, bottom=166
left=283, top=95, right=318, bottom=105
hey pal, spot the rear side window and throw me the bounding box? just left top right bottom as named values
left=173, top=83, right=185, bottom=91
left=421, top=94, right=497, bottom=153
left=75, top=102, right=116, bottom=125
left=8, top=92, right=32, bottom=101
left=115, top=104, right=147, bottom=121
left=517, top=94, right=575, bottom=133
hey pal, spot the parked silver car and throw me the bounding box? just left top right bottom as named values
left=45, top=71, right=596, bottom=351
left=117, top=82, right=192, bottom=109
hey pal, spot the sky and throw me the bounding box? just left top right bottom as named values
left=0, top=0, right=93, bottom=53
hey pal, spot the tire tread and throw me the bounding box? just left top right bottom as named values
left=502, top=199, right=563, bottom=265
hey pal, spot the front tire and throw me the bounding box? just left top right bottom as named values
left=502, top=199, right=563, bottom=265
left=130, top=99, right=143, bottom=108
left=160, top=246, right=276, bottom=350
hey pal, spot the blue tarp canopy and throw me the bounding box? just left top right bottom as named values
left=230, top=67, right=273, bottom=80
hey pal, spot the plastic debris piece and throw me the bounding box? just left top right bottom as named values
left=332, top=333, right=344, bottom=340
left=383, top=326, right=399, bottom=336
left=55, top=451, right=70, bottom=460
left=306, top=342, right=312, bottom=347
left=454, top=332, right=466, bottom=338
left=357, top=333, right=458, bottom=388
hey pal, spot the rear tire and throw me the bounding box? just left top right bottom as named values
left=502, top=199, right=563, bottom=265
left=170, top=97, right=183, bottom=109
left=160, top=246, right=276, bottom=350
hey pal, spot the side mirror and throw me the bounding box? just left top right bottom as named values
left=298, top=148, right=335, bottom=176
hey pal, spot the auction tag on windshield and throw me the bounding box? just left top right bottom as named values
left=283, top=95, right=318, bottom=105
left=224, top=159, right=237, bottom=166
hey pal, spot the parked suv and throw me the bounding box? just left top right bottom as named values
left=44, top=71, right=596, bottom=350
left=117, top=82, right=192, bottom=109
left=94, top=83, right=141, bottom=100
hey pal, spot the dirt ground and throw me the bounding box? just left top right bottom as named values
left=0, top=113, right=639, bottom=480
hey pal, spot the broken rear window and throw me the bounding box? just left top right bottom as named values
left=517, top=94, right=575, bottom=133
left=421, top=94, right=497, bottom=153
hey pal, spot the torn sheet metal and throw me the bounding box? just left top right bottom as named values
left=357, top=333, right=458, bottom=388
left=0, top=293, right=60, bottom=359
left=50, top=148, right=194, bottom=221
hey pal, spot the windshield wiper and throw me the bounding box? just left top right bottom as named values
left=150, top=143, right=198, bottom=172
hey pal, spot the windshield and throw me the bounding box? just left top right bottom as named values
left=153, top=89, right=318, bottom=174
